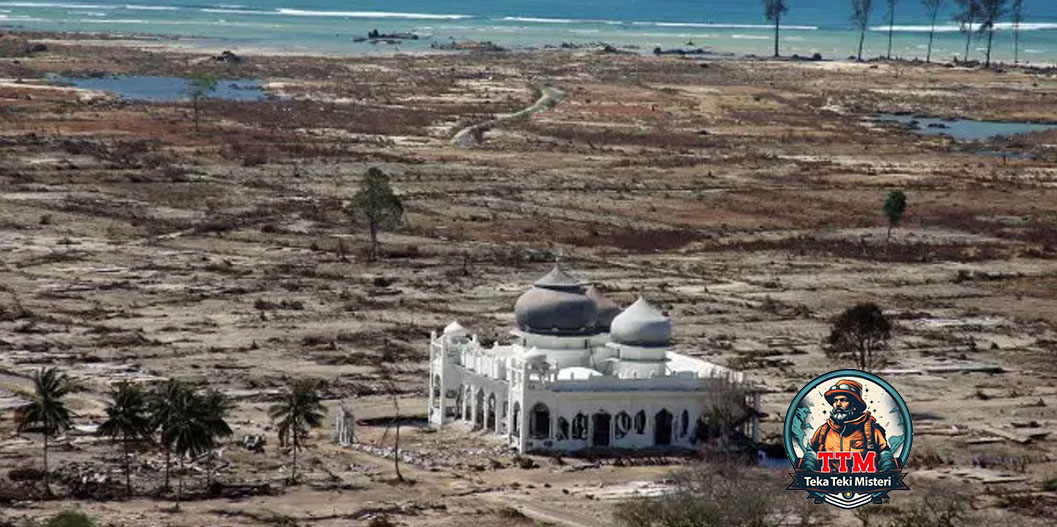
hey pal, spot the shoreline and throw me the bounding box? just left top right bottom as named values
left=3, top=26, right=1057, bottom=68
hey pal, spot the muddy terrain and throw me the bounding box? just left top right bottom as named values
left=2, top=33, right=1057, bottom=526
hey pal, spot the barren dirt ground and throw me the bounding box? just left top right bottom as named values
left=2, top=35, right=1057, bottom=526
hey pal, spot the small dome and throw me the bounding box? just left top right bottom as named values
left=610, top=296, right=671, bottom=347
left=585, top=286, right=621, bottom=331
left=443, top=320, right=467, bottom=336
left=557, top=367, right=603, bottom=380
left=514, top=264, right=598, bottom=336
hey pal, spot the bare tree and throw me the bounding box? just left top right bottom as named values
left=825, top=303, right=893, bottom=371
left=886, top=0, right=900, bottom=59
left=977, top=0, right=1010, bottom=68
left=954, top=0, right=981, bottom=62
left=852, top=0, right=875, bottom=61
left=763, top=1, right=789, bottom=58
left=1011, top=0, right=1023, bottom=64
left=379, top=362, right=405, bottom=483
left=923, top=0, right=944, bottom=62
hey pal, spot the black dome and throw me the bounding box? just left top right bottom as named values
left=514, top=264, right=598, bottom=336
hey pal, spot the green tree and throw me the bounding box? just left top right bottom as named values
left=763, top=1, right=788, bottom=58
left=923, top=0, right=944, bottom=62
left=825, top=303, right=893, bottom=371
left=852, top=0, right=875, bottom=61
left=1010, top=0, right=1023, bottom=64
left=977, top=0, right=1009, bottom=68
left=15, top=367, right=73, bottom=497
left=351, top=167, right=404, bottom=262
left=185, top=72, right=218, bottom=132
left=954, top=0, right=981, bottom=61
left=97, top=382, right=153, bottom=497
left=268, top=379, right=327, bottom=485
left=886, top=0, right=900, bottom=59
left=199, top=388, right=234, bottom=490
left=883, top=189, right=907, bottom=255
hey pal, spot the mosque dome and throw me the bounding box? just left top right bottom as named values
left=585, top=286, right=621, bottom=332
left=443, top=320, right=468, bottom=337
left=610, top=296, right=671, bottom=347
left=514, top=264, right=598, bottom=336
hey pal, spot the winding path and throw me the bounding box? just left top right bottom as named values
left=452, top=85, right=563, bottom=146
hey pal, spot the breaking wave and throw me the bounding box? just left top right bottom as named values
left=276, top=8, right=471, bottom=20
left=870, top=22, right=1057, bottom=32
left=638, top=21, right=817, bottom=30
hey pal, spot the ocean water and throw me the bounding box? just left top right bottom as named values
left=1, top=0, right=1056, bottom=63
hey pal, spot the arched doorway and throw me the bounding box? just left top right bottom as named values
left=486, top=393, right=496, bottom=430
left=455, top=386, right=465, bottom=420
left=654, top=409, right=673, bottom=446
left=432, top=375, right=441, bottom=407
left=474, top=389, right=485, bottom=428
left=512, top=402, right=521, bottom=435
left=529, top=403, right=550, bottom=439
left=592, top=412, right=612, bottom=447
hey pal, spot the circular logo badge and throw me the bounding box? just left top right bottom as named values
left=783, top=369, right=912, bottom=509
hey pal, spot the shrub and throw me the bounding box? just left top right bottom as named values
left=44, top=511, right=95, bottom=527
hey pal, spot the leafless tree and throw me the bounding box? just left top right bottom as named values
left=852, top=0, right=875, bottom=61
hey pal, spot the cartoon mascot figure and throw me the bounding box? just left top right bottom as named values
left=803, top=379, right=899, bottom=472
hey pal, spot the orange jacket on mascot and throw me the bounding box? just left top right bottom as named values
left=803, top=379, right=899, bottom=472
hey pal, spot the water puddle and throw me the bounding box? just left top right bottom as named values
left=875, top=113, right=1057, bottom=141
left=46, top=74, right=270, bottom=102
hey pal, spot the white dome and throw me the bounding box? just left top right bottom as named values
left=610, top=296, right=671, bottom=347
left=557, top=367, right=603, bottom=380
left=443, top=320, right=468, bottom=336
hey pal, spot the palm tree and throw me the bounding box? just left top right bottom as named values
left=98, top=382, right=153, bottom=497
left=199, top=388, right=233, bottom=490
left=763, top=1, right=788, bottom=59
left=15, top=367, right=73, bottom=497
left=159, top=387, right=211, bottom=507
left=268, top=379, right=326, bottom=484
left=149, top=380, right=189, bottom=492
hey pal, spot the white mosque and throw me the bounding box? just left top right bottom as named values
left=428, top=264, right=759, bottom=453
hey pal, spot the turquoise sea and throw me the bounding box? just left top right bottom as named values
left=1, top=1, right=1056, bottom=62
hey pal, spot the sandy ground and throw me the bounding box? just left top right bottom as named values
left=2, top=33, right=1057, bottom=525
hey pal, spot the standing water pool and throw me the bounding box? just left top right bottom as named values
left=46, top=74, right=271, bottom=102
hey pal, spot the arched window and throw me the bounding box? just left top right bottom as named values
left=680, top=410, right=690, bottom=437
left=615, top=411, right=632, bottom=439
left=529, top=403, right=551, bottom=439
left=556, top=417, right=570, bottom=440
left=572, top=413, right=588, bottom=440
left=634, top=410, right=646, bottom=435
